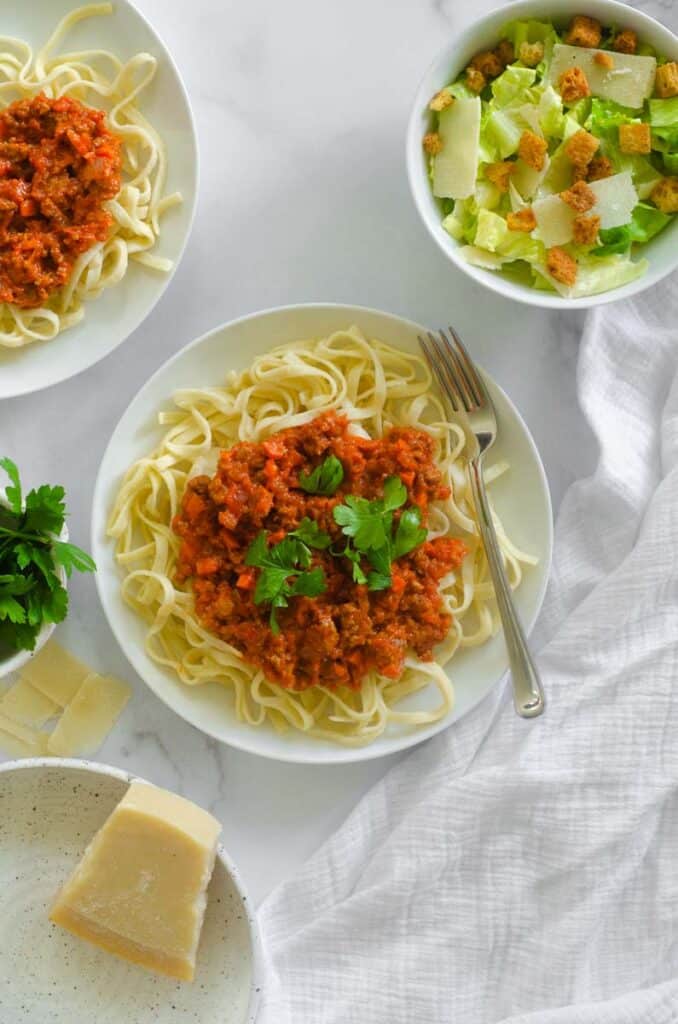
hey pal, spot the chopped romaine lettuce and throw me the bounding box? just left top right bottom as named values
left=474, top=209, right=509, bottom=252
left=487, top=109, right=523, bottom=158
left=491, top=66, right=536, bottom=107
left=592, top=202, right=670, bottom=257
left=648, top=98, right=678, bottom=129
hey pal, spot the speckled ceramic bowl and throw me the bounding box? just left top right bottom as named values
left=0, top=759, right=263, bottom=1023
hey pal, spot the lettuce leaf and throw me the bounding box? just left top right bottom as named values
left=491, top=66, right=536, bottom=107
left=648, top=98, right=678, bottom=129
left=487, top=108, right=523, bottom=158
left=500, top=19, right=560, bottom=72
left=474, top=209, right=509, bottom=251
left=592, top=203, right=671, bottom=256
left=537, top=254, right=647, bottom=297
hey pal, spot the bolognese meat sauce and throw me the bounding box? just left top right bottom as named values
left=173, top=412, right=467, bottom=691
left=0, top=93, right=122, bottom=308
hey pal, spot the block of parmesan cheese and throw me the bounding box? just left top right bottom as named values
left=49, top=782, right=221, bottom=982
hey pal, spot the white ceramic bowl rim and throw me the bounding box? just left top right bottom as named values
left=91, top=301, right=554, bottom=765
left=406, top=0, right=678, bottom=309
left=0, top=756, right=265, bottom=1023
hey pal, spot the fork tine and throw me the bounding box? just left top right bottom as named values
left=428, top=331, right=470, bottom=413
left=445, top=326, right=487, bottom=406
left=434, top=331, right=475, bottom=411
left=418, top=333, right=460, bottom=413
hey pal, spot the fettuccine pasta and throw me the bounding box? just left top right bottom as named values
left=108, top=328, right=536, bottom=746
left=0, top=3, right=180, bottom=348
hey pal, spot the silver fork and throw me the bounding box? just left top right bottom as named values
left=419, top=327, right=545, bottom=719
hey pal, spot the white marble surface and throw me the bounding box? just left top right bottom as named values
left=0, top=0, right=672, bottom=905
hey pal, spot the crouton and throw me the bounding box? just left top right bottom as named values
left=429, top=89, right=454, bottom=112
left=465, top=67, right=486, bottom=93
left=423, top=132, right=443, bottom=155
left=564, top=129, right=600, bottom=167
left=470, top=50, right=503, bottom=79
left=558, top=67, right=591, bottom=103
left=587, top=155, right=614, bottom=181
left=619, top=122, right=652, bottom=155
left=613, top=29, right=637, bottom=54
left=519, top=41, right=545, bottom=68
left=572, top=213, right=601, bottom=246
left=560, top=180, right=596, bottom=212
left=485, top=161, right=515, bottom=193
left=518, top=130, right=548, bottom=171
left=650, top=177, right=678, bottom=213
left=495, top=39, right=515, bottom=68
left=507, top=208, right=537, bottom=232
left=572, top=163, right=589, bottom=183
left=593, top=51, right=615, bottom=69
left=564, top=15, right=602, bottom=49
left=655, top=62, right=678, bottom=99
left=547, top=247, right=578, bottom=286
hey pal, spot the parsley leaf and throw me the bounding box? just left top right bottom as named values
left=333, top=475, right=407, bottom=551
left=23, top=484, right=66, bottom=536
left=245, top=531, right=326, bottom=634
left=333, top=476, right=428, bottom=591
left=392, top=507, right=427, bottom=560
left=298, top=455, right=344, bottom=496
left=0, top=459, right=96, bottom=654
left=52, top=541, right=97, bottom=578
left=342, top=544, right=368, bottom=585
left=0, top=457, right=22, bottom=515
left=289, top=517, right=332, bottom=550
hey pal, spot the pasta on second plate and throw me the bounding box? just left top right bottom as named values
left=0, top=3, right=180, bottom=348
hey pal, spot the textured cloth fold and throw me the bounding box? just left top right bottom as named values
left=259, top=277, right=678, bottom=1024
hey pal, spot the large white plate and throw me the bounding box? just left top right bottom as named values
left=0, top=0, right=198, bottom=399
left=92, top=304, right=554, bottom=764
left=0, top=758, right=262, bottom=1024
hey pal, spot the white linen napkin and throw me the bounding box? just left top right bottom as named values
left=258, top=275, right=678, bottom=1024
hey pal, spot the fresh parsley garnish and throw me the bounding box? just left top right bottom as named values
left=0, top=458, right=96, bottom=653
left=289, top=517, right=332, bottom=549
left=333, top=476, right=427, bottom=591
left=298, top=455, right=344, bottom=496
left=245, top=531, right=326, bottom=634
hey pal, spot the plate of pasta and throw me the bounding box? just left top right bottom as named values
left=92, top=304, right=553, bottom=764
left=0, top=1, right=197, bottom=398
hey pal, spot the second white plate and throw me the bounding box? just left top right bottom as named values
left=0, top=0, right=198, bottom=399
left=92, top=303, right=553, bottom=764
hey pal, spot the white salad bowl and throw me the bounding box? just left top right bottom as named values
left=0, top=488, right=68, bottom=681
left=406, top=0, right=678, bottom=309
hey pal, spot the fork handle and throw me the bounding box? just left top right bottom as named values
left=469, top=458, right=545, bottom=719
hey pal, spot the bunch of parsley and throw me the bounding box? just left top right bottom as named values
left=0, top=457, right=96, bottom=654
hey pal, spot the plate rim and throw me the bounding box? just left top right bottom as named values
left=91, top=301, right=555, bottom=765
left=0, top=755, right=264, bottom=1024
left=0, top=0, right=200, bottom=399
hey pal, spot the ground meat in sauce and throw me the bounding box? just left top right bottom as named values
left=0, top=93, right=122, bottom=308
left=172, top=412, right=467, bottom=691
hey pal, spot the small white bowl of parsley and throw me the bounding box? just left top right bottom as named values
left=0, top=458, right=96, bottom=679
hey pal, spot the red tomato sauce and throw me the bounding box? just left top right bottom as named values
left=0, top=93, right=122, bottom=308
left=173, top=412, right=467, bottom=691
